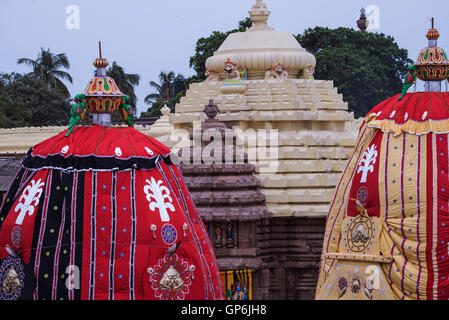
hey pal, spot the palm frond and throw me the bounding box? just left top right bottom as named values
left=53, top=78, right=71, bottom=98
left=149, top=81, right=162, bottom=91
left=52, top=70, right=73, bottom=84
left=17, top=58, right=38, bottom=69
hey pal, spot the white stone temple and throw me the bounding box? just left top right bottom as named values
left=162, top=0, right=358, bottom=219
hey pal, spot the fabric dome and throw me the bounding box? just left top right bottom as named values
left=316, top=91, right=449, bottom=300
left=0, top=125, right=223, bottom=300
left=0, top=45, right=223, bottom=300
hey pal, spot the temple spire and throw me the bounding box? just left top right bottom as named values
left=248, top=0, right=272, bottom=31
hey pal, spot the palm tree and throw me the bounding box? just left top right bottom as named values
left=106, top=61, right=140, bottom=112
left=17, top=48, right=73, bottom=98
left=145, top=71, right=177, bottom=105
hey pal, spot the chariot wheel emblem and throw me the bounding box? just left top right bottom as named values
left=346, top=216, right=374, bottom=253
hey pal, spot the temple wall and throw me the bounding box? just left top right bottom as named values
left=257, top=216, right=326, bottom=300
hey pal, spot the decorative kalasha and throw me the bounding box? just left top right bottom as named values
left=66, top=42, right=135, bottom=136
left=264, top=62, right=288, bottom=80
left=316, top=24, right=449, bottom=300
left=224, top=58, right=241, bottom=80
left=415, top=19, right=449, bottom=82
left=84, top=75, right=124, bottom=113
left=83, top=43, right=125, bottom=114
left=0, top=48, right=223, bottom=300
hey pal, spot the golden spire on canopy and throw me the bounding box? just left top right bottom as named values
left=414, top=18, right=449, bottom=84
left=93, top=41, right=109, bottom=69
left=426, top=17, right=440, bottom=41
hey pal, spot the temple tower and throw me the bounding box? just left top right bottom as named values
left=151, top=0, right=357, bottom=299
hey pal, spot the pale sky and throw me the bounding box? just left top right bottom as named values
left=1, top=0, right=449, bottom=116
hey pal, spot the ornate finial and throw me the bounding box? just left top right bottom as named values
left=426, top=17, right=440, bottom=41
left=357, top=8, right=369, bottom=32
left=93, top=41, right=109, bottom=69
left=65, top=43, right=134, bottom=136
left=413, top=19, right=449, bottom=89
left=203, top=100, right=219, bottom=119
left=249, top=0, right=271, bottom=31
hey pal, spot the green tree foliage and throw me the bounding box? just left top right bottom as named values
left=140, top=101, right=166, bottom=118
left=0, top=73, right=70, bottom=128
left=296, top=27, right=413, bottom=118
left=189, top=17, right=252, bottom=80
left=145, top=17, right=252, bottom=118
left=143, top=71, right=186, bottom=117
left=106, top=61, right=140, bottom=112
left=0, top=93, right=31, bottom=128
left=145, top=71, right=177, bottom=104
left=17, top=48, right=73, bottom=98
left=141, top=89, right=186, bottom=118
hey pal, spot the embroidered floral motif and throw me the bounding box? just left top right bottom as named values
left=147, top=254, right=194, bottom=300
left=10, top=227, right=22, bottom=248
left=337, top=277, right=348, bottom=298
left=364, top=277, right=375, bottom=300
left=356, top=187, right=368, bottom=206
left=351, top=276, right=362, bottom=295
left=14, top=178, right=45, bottom=226
left=144, top=177, right=175, bottom=222
left=161, top=224, right=177, bottom=245
left=357, top=145, right=378, bottom=183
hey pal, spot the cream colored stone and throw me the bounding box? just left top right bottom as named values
left=143, top=105, right=175, bottom=142
left=205, top=0, right=316, bottom=80
left=164, top=1, right=359, bottom=218
left=262, top=188, right=334, bottom=203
